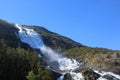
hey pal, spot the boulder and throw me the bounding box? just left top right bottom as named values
left=82, top=69, right=100, bottom=80
left=64, top=73, right=72, bottom=80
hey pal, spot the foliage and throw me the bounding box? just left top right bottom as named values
left=26, top=71, right=36, bottom=80
left=0, top=39, right=59, bottom=80
left=64, top=47, right=120, bottom=74
left=22, top=25, right=84, bottom=52
left=0, top=19, right=120, bottom=80
left=0, top=19, right=61, bottom=80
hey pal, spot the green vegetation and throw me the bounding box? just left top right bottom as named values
left=64, top=47, right=120, bottom=74
left=0, top=19, right=61, bottom=80
left=26, top=71, right=36, bottom=80
left=0, top=39, right=60, bottom=80
left=0, top=19, right=120, bottom=80
left=22, top=25, right=84, bottom=51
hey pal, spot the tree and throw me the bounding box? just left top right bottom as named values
left=26, top=71, right=36, bottom=80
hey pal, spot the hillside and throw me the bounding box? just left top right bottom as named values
left=0, top=19, right=83, bottom=50
left=0, top=19, right=120, bottom=80
left=22, top=25, right=84, bottom=51
left=64, top=47, right=120, bottom=74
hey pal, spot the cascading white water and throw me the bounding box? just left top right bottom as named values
left=15, top=24, right=84, bottom=80
left=15, top=24, right=120, bottom=80
left=16, top=24, right=44, bottom=48
left=94, top=70, right=120, bottom=80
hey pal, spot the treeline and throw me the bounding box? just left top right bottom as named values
left=0, top=39, right=59, bottom=80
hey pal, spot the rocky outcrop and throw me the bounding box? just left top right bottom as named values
left=82, top=69, right=100, bottom=80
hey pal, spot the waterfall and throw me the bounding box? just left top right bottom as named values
left=15, top=24, right=84, bottom=80
left=16, top=24, right=44, bottom=48
left=15, top=24, right=120, bottom=80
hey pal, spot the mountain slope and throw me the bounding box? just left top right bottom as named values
left=64, top=47, right=120, bottom=74
left=0, top=19, right=84, bottom=51
left=0, top=19, right=18, bottom=47
left=0, top=19, right=61, bottom=80
left=0, top=19, right=120, bottom=80
left=22, top=25, right=84, bottom=51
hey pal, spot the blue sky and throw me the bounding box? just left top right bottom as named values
left=0, top=0, right=120, bottom=50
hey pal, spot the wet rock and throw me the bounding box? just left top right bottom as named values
left=64, top=73, right=72, bottom=80
left=52, top=71, right=62, bottom=80
left=82, top=69, right=100, bottom=80
left=103, top=74, right=120, bottom=80
left=74, top=68, right=101, bottom=80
